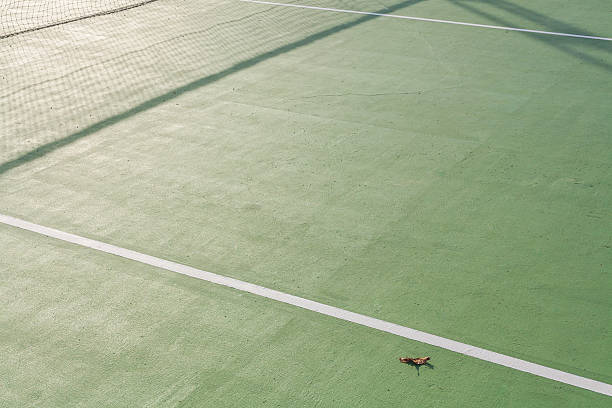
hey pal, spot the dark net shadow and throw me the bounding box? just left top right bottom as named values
left=0, top=0, right=424, bottom=176
left=449, top=0, right=612, bottom=72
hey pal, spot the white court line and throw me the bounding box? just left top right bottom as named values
left=1, top=212, right=611, bottom=397
left=240, top=0, right=612, bottom=41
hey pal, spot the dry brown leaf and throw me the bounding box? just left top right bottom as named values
left=399, top=356, right=430, bottom=365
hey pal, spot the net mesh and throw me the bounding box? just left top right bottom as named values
left=1, top=0, right=416, bottom=168
left=1, top=0, right=158, bottom=39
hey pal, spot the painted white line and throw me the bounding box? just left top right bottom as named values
left=1, top=212, right=611, bottom=396
left=240, top=0, right=612, bottom=41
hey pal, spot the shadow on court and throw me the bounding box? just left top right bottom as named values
left=450, top=0, right=612, bottom=72
left=404, top=360, right=435, bottom=376
left=0, top=0, right=424, bottom=177
left=2, top=0, right=609, bottom=177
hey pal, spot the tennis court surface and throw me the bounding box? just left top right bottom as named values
left=1, top=0, right=611, bottom=406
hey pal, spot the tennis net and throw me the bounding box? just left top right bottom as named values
left=1, top=0, right=413, bottom=169
left=1, top=0, right=159, bottom=39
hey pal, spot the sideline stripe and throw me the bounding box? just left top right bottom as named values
left=1, top=212, right=611, bottom=396
left=240, top=0, right=612, bottom=41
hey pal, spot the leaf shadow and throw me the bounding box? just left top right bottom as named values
left=402, top=360, right=435, bottom=376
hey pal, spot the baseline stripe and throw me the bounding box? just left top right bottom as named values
left=240, top=0, right=612, bottom=41
left=1, top=212, right=611, bottom=396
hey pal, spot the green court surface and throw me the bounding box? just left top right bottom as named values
left=1, top=0, right=611, bottom=406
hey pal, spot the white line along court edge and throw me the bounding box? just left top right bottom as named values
left=1, top=213, right=611, bottom=396
left=240, top=0, right=612, bottom=41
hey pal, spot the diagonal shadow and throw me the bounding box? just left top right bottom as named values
left=450, top=0, right=612, bottom=72
left=468, top=0, right=612, bottom=51
left=0, top=0, right=424, bottom=177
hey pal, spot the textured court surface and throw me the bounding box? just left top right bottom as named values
left=1, top=0, right=611, bottom=406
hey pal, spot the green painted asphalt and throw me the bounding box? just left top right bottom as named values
left=1, top=0, right=611, bottom=405
left=1, top=225, right=610, bottom=407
